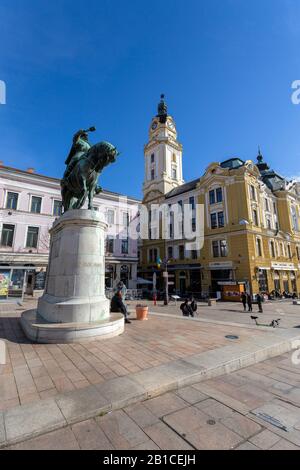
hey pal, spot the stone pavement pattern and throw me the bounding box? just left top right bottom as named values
left=5, top=352, right=300, bottom=450
left=0, top=299, right=280, bottom=412
left=130, top=298, right=300, bottom=329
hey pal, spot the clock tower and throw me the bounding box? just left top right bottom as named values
left=143, top=94, right=184, bottom=203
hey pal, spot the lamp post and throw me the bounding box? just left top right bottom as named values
left=163, top=257, right=171, bottom=306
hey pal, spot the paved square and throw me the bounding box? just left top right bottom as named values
left=0, top=298, right=282, bottom=412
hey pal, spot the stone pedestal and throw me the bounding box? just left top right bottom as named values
left=21, top=210, right=124, bottom=343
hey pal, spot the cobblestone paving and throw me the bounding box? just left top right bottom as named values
left=6, top=352, right=300, bottom=450
left=0, top=299, right=269, bottom=411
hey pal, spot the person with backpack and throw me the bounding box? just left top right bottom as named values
left=180, top=299, right=192, bottom=317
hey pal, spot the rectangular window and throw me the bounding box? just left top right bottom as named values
left=256, top=238, right=262, bottom=257
left=288, top=244, right=292, bottom=259
left=253, top=209, right=258, bottom=226
left=179, top=245, right=185, bottom=260
left=26, top=226, right=39, bottom=248
left=107, top=210, right=115, bottom=224
left=167, top=246, right=173, bottom=259
left=151, top=169, right=155, bottom=180
left=270, top=241, right=275, bottom=258
left=297, top=246, right=300, bottom=261
left=121, top=238, right=128, bottom=254
left=192, top=217, right=196, bottom=232
left=151, top=153, right=155, bottom=163
left=6, top=192, right=18, bottom=210
left=1, top=224, right=15, bottom=247
left=220, top=240, right=228, bottom=257
left=273, top=202, right=277, bottom=214
left=212, top=240, right=219, bottom=257
left=172, top=167, right=177, bottom=179
left=189, top=196, right=195, bottom=210
left=53, top=200, right=62, bottom=216
left=265, top=199, right=269, bottom=211
left=31, top=196, right=42, bottom=214
left=209, top=190, right=215, bottom=205
left=218, top=211, right=224, bottom=228
left=149, top=249, right=153, bottom=263
left=191, top=250, right=197, bottom=260
left=216, top=187, right=223, bottom=203
left=266, top=217, right=271, bottom=230
left=123, top=212, right=129, bottom=227
left=210, top=213, right=217, bottom=229
left=250, top=185, right=256, bottom=201
left=106, top=236, right=114, bottom=254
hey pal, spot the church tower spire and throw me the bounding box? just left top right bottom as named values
left=143, top=95, right=184, bottom=202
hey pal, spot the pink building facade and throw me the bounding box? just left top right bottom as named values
left=0, top=165, right=140, bottom=297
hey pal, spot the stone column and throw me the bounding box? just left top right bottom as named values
left=38, top=209, right=109, bottom=323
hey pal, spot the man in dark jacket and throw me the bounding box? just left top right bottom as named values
left=241, top=292, right=247, bottom=312
left=110, top=291, right=131, bottom=324
left=247, top=293, right=253, bottom=312
left=180, top=299, right=192, bottom=317
left=256, top=293, right=263, bottom=313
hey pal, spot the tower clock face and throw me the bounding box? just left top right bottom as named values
left=151, top=121, right=158, bottom=130
left=167, top=120, right=175, bottom=130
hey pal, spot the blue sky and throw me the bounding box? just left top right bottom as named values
left=1, top=0, right=300, bottom=199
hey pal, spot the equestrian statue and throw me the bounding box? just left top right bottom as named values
left=61, top=127, right=119, bottom=211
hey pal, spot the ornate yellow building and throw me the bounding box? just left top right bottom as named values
left=139, top=96, right=300, bottom=298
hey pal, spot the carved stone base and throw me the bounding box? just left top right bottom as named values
left=21, top=309, right=124, bottom=343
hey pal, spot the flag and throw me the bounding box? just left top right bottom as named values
left=156, top=256, right=162, bottom=268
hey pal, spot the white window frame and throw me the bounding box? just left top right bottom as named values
left=25, top=225, right=40, bottom=249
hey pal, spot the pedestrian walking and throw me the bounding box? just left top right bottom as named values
left=256, top=293, right=263, bottom=313
left=241, top=292, right=247, bottom=312
left=247, top=293, right=253, bottom=312
left=190, top=297, right=198, bottom=316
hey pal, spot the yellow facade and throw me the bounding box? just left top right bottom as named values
left=140, top=98, right=300, bottom=298
left=140, top=158, right=300, bottom=298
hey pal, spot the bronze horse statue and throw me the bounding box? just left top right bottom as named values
left=61, top=141, right=119, bottom=211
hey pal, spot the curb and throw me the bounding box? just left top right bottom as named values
left=1, top=326, right=300, bottom=449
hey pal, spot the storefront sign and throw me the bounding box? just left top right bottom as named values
left=271, top=262, right=296, bottom=271
left=209, top=261, right=233, bottom=269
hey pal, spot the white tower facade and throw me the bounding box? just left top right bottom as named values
left=143, top=95, right=184, bottom=202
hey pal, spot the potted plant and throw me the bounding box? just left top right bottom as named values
left=135, top=304, right=148, bottom=320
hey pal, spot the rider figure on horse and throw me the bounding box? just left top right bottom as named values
left=63, top=127, right=95, bottom=180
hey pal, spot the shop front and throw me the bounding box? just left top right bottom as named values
left=271, top=262, right=298, bottom=295
left=0, top=266, right=46, bottom=300
left=257, top=268, right=269, bottom=293
left=208, top=261, right=235, bottom=296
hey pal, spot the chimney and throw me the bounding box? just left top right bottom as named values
left=27, top=167, right=35, bottom=173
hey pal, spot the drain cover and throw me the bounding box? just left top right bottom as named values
left=207, top=419, right=216, bottom=425
left=225, top=335, right=239, bottom=340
